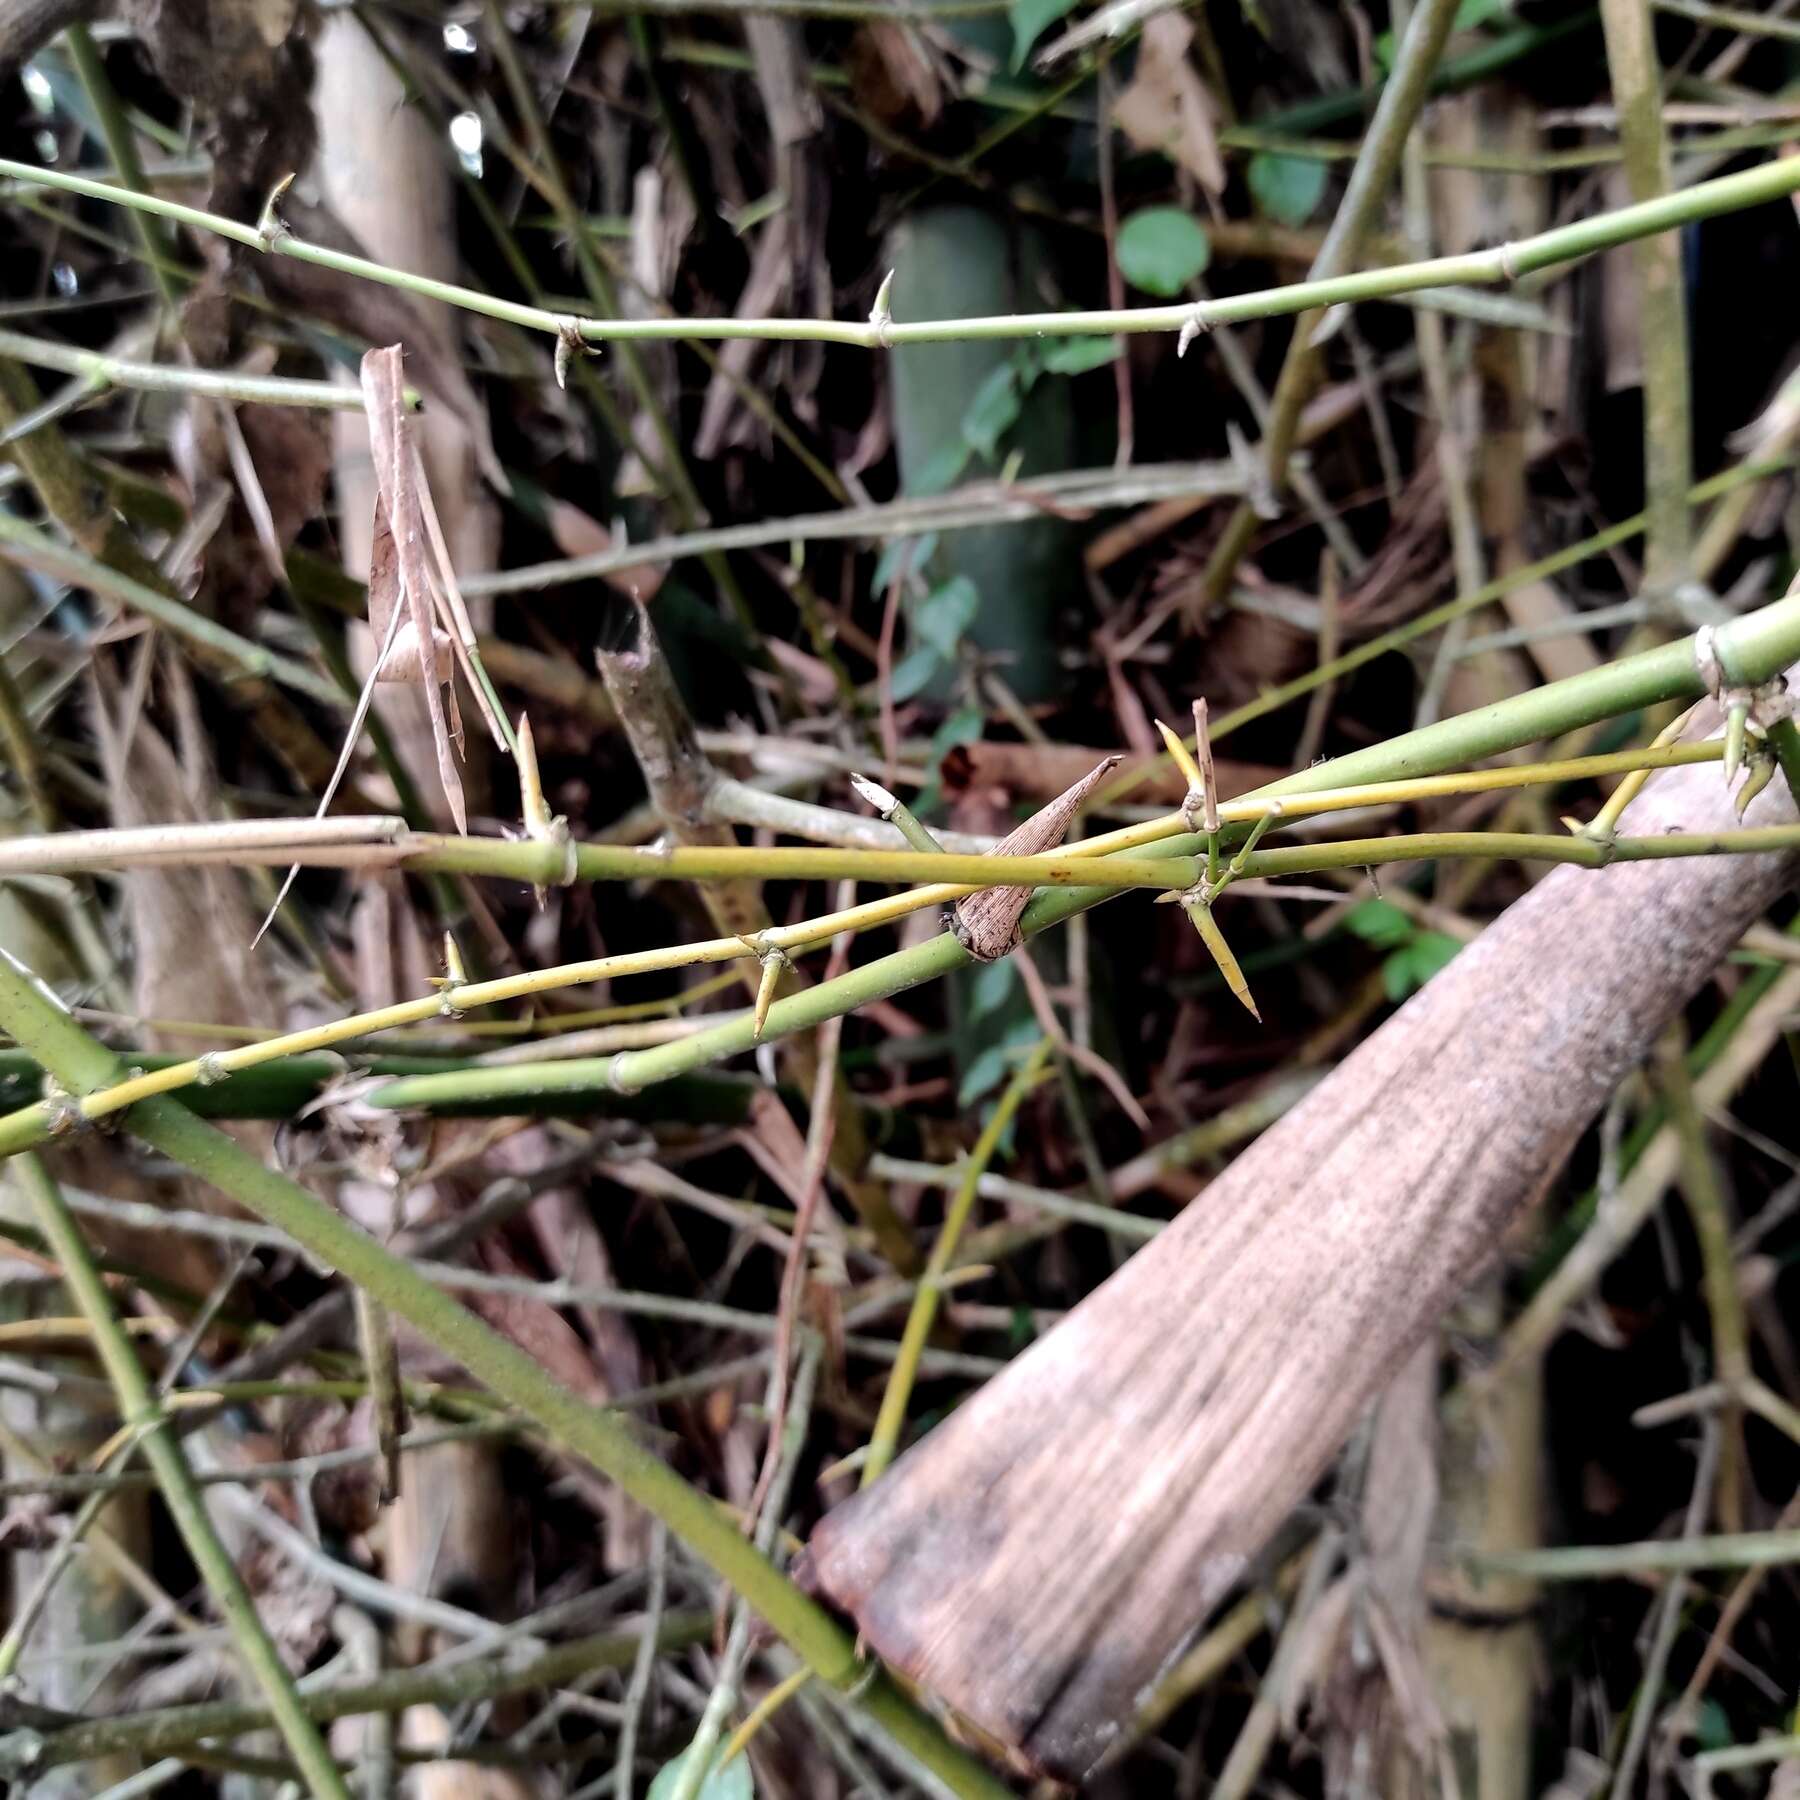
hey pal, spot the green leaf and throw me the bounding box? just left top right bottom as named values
left=969, top=955, right=1020, bottom=1018
left=957, top=1043, right=1013, bottom=1109
left=872, top=530, right=937, bottom=593
left=930, top=705, right=986, bottom=761
left=1041, top=334, right=1123, bottom=374
left=1380, top=933, right=1461, bottom=1001
left=1343, top=898, right=1414, bottom=949
left=1407, top=932, right=1463, bottom=984
left=647, top=1743, right=755, bottom=1800
left=1247, top=152, right=1327, bottom=227
left=912, top=438, right=971, bottom=497
left=961, top=362, right=1023, bottom=462
left=1381, top=945, right=1423, bottom=1003
left=1374, top=0, right=1508, bottom=67
left=914, top=576, right=980, bottom=660
left=889, top=646, right=943, bottom=703
left=1694, top=1698, right=1733, bottom=1754
left=957, top=1018, right=1040, bottom=1108
left=1116, top=207, right=1212, bottom=297
left=1009, top=0, right=1081, bottom=69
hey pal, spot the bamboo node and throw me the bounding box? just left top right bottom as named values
left=255, top=172, right=295, bottom=250
left=1695, top=624, right=1793, bottom=784
left=554, top=317, right=598, bottom=390
left=40, top=1086, right=87, bottom=1138
left=1177, top=305, right=1212, bottom=358
left=607, top=1051, right=641, bottom=1096
left=194, top=1052, right=230, bottom=1087
left=1496, top=238, right=1521, bottom=281
left=869, top=268, right=896, bottom=349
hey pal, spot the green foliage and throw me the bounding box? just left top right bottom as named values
left=961, top=362, right=1025, bottom=462
left=1374, top=0, right=1509, bottom=67
left=912, top=576, right=981, bottom=661
left=648, top=1743, right=756, bottom=1800
left=1343, top=899, right=1463, bottom=1001
left=1247, top=152, right=1328, bottom=226
left=1008, top=0, right=1081, bottom=68
left=1041, top=335, right=1123, bottom=374
left=954, top=956, right=1038, bottom=1108
left=959, top=1019, right=1040, bottom=1109
left=920, top=334, right=1119, bottom=496
left=1116, top=207, right=1212, bottom=296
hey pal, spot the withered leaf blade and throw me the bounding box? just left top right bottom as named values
left=804, top=756, right=1800, bottom=1784
left=952, top=756, right=1121, bottom=961
left=364, top=499, right=407, bottom=683
left=359, top=344, right=466, bottom=833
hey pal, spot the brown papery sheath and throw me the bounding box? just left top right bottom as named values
left=800, top=746, right=1798, bottom=1782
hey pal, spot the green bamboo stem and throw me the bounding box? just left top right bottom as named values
left=1230, top=823, right=1800, bottom=877
left=605, top=595, right=1800, bottom=1090
left=0, top=326, right=405, bottom=410
left=63, top=23, right=180, bottom=312
left=0, top=510, right=341, bottom=705
left=10, top=1153, right=350, bottom=1800
left=3, top=1615, right=711, bottom=1777
left=1599, top=0, right=1692, bottom=591
left=1467, top=1530, right=1800, bottom=1581
left=0, top=736, right=1757, bottom=1149
left=0, top=153, right=1796, bottom=349
left=1117, top=453, right=1792, bottom=800
left=380, top=824, right=1800, bottom=1112
left=861, top=1042, right=1051, bottom=1487
left=0, top=964, right=1013, bottom=1800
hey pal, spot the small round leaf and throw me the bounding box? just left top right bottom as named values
left=1116, top=207, right=1212, bottom=298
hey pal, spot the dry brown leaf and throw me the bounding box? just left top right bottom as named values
left=850, top=18, right=946, bottom=125
left=952, top=757, right=1121, bottom=961
left=1111, top=15, right=1225, bottom=195
left=360, top=344, right=467, bottom=832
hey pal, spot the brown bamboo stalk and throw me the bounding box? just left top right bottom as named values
left=799, top=745, right=1798, bottom=1781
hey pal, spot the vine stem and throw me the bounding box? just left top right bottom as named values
left=10, top=1152, right=352, bottom=1800
left=0, top=962, right=1015, bottom=1800
left=2, top=153, right=1798, bottom=348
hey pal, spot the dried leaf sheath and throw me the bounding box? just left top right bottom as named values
left=359, top=345, right=465, bottom=832
left=801, top=754, right=1800, bottom=1782
left=951, top=756, right=1122, bottom=960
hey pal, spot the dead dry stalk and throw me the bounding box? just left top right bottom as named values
left=801, top=748, right=1799, bottom=1780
